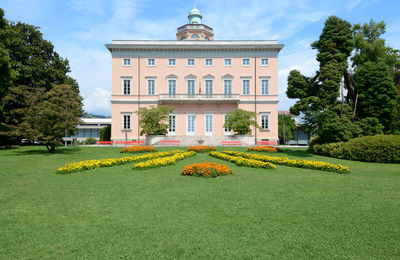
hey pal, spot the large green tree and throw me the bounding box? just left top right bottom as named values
left=224, top=109, right=260, bottom=135
left=137, top=106, right=174, bottom=136
left=278, top=114, right=296, bottom=144
left=11, top=84, right=82, bottom=152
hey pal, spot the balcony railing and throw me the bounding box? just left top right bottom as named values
left=159, top=93, right=240, bottom=103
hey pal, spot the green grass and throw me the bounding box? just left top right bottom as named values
left=0, top=146, right=399, bottom=259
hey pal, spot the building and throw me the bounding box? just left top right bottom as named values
left=278, top=111, right=309, bottom=145
left=68, top=118, right=111, bottom=141
left=105, top=7, right=284, bottom=146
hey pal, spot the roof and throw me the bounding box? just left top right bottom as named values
left=80, top=118, right=111, bottom=124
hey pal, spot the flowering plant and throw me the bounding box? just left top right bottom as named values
left=133, top=151, right=195, bottom=170
left=187, top=146, right=216, bottom=153
left=209, top=151, right=276, bottom=169
left=182, top=162, right=232, bottom=177
left=247, top=146, right=281, bottom=153
left=120, top=146, right=155, bottom=153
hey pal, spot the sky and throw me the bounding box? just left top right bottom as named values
left=1, top=0, right=400, bottom=116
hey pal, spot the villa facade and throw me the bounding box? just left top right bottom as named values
left=106, top=7, right=284, bottom=146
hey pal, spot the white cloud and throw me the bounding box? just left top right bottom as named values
left=82, top=87, right=111, bottom=116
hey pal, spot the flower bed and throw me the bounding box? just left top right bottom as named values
left=133, top=151, right=196, bottom=170
left=223, top=151, right=350, bottom=174
left=57, top=150, right=184, bottom=174
left=182, top=162, right=232, bottom=177
left=187, top=146, right=216, bottom=153
left=209, top=151, right=276, bottom=169
left=120, top=146, right=155, bottom=153
left=247, top=145, right=281, bottom=153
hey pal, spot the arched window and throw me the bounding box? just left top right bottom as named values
left=191, top=34, right=199, bottom=39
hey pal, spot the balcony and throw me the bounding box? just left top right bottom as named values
left=159, top=93, right=240, bottom=105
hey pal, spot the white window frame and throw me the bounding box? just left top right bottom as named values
left=121, top=77, right=132, bottom=95
left=147, top=58, right=156, bottom=66
left=146, top=77, right=156, bottom=95
left=260, top=112, right=270, bottom=130
left=224, top=58, right=232, bottom=66
left=223, top=79, right=233, bottom=95
left=168, top=59, right=176, bottom=66
left=242, top=58, right=251, bottom=66
left=223, top=112, right=232, bottom=135
left=187, top=58, right=195, bottom=66
left=204, top=113, right=214, bottom=136
left=186, top=113, right=196, bottom=136
left=168, top=79, right=177, bottom=95
left=186, top=78, right=196, bottom=96
left=205, top=58, right=213, bottom=66
left=242, top=78, right=251, bottom=95
left=204, top=78, right=214, bottom=96
left=122, top=112, right=132, bottom=130
left=122, top=58, right=131, bottom=66
left=261, top=58, right=269, bottom=66
left=168, top=113, right=177, bottom=135
left=260, top=77, right=270, bottom=95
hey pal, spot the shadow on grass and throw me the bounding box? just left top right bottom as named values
left=280, top=148, right=313, bottom=158
left=5, top=146, right=82, bottom=156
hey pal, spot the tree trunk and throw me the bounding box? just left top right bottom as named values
left=45, top=144, right=56, bottom=153
left=343, top=70, right=355, bottom=103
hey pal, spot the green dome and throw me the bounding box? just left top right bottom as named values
left=188, top=7, right=202, bottom=24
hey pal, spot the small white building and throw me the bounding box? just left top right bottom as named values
left=69, top=118, right=111, bottom=141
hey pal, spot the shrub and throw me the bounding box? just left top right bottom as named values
left=182, top=162, right=232, bottom=177
left=120, top=146, right=155, bottom=153
left=85, top=137, right=97, bottom=145
left=312, top=135, right=400, bottom=163
left=100, top=125, right=111, bottom=141
left=247, top=146, right=281, bottom=153
left=188, top=146, right=216, bottom=153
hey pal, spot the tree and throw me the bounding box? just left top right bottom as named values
left=136, top=106, right=173, bottom=136
left=100, top=125, right=111, bottom=141
left=11, top=84, right=83, bottom=152
left=278, top=114, right=296, bottom=144
left=224, top=109, right=260, bottom=135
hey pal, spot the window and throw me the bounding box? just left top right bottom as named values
left=122, top=78, right=131, bottom=95
left=187, top=58, right=195, bottom=66
left=168, top=114, right=176, bottom=134
left=187, top=114, right=195, bottom=135
left=168, top=79, right=176, bottom=96
left=187, top=79, right=195, bottom=96
left=242, top=58, right=250, bottom=66
left=261, top=79, right=269, bottom=95
left=168, top=59, right=176, bottom=66
left=191, top=34, right=199, bottom=39
left=205, top=114, right=213, bottom=136
left=123, top=114, right=131, bottom=130
left=205, top=79, right=213, bottom=96
left=123, top=58, right=131, bottom=66
left=223, top=113, right=232, bottom=135
left=224, top=80, right=232, bottom=95
left=224, top=59, right=232, bottom=66
left=147, top=58, right=155, bottom=66
left=260, top=113, right=269, bottom=130
left=261, top=58, right=269, bottom=66
left=205, top=59, right=213, bottom=66
left=242, top=79, right=250, bottom=95
left=147, top=79, right=155, bottom=95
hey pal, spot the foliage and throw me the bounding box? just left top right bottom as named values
left=355, top=117, right=384, bottom=136
left=9, top=84, right=82, bottom=152
left=311, top=135, right=400, bottom=163
left=57, top=150, right=184, bottom=174
left=318, top=117, right=362, bottom=143
left=209, top=151, right=276, bottom=169
left=120, top=146, right=155, bottom=153
left=136, top=105, right=173, bottom=136
left=247, top=146, right=281, bottom=153
left=99, top=125, right=111, bottom=141
left=224, top=109, right=261, bottom=135
left=223, top=151, right=350, bottom=174
left=278, top=114, right=296, bottom=144
left=182, top=162, right=232, bottom=177
left=354, top=62, right=397, bottom=131
left=133, top=151, right=195, bottom=170
left=85, top=137, right=97, bottom=145
left=187, top=146, right=216, bottom=153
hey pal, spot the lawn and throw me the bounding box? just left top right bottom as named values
left=0, top=146, right=399, bottom=259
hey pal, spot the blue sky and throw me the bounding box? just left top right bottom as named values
left=1, top=0, right=400, bottom=116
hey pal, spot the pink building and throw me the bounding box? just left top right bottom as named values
left=105, top=7, right=284, bottom=146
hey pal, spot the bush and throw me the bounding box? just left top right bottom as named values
left=311, top=135, right=400, bottom=163
left=120, top=146, right=155, bottom=153
left=100, top=125, right=111, bottom=141
left=187, top=146, right=215, bottom=153
left=247, top=146, right=281, bottom=153
left=182, top=162, right=232, bottom=177
left=85, top=137, right=97, bottom=145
